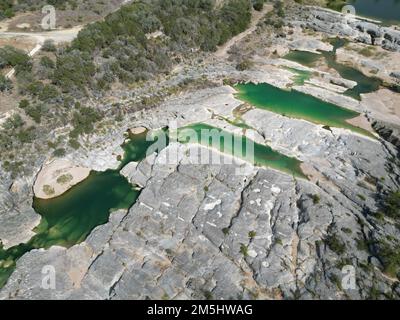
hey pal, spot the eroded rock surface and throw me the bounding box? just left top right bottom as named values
left=1, top=84, right=400, bottom=299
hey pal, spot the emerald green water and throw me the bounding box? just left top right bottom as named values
left=284, top=67, right=313, bottom=86
left=0, top=130, right=157, bottom=289
left=284, top=39, right=384, bottom=100
left=176, top=123, right=306, bottom=178
left=234, top=82, right=374, bottom=137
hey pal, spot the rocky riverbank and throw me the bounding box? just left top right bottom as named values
left=1, top=3, right=400, bottom=300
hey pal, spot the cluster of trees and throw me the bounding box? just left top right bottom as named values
left=69, top=104, right=104, bottom=139
left=0, top=74, right=12, bottom=92
left=325, top=0, right=347, bottom=11
left=51, top=0, right=253, bottom=93
left=0, top=46, right=31, bottom=74
left=0, top=112, right=39, bottom=178
left=252, top=0, right=267, bottom=11
left=0, top=0, right=14, bottom=19
left=4, top=0, right=253, bottom=96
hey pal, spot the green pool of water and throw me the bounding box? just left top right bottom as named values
left=176, top=123, right=306, bottom=178
left=0, top=129, right=159, bottom=289
left=284, top=41, right=383, bottom=100
left=284, top=67, right=313, bottom=86
left=328, top=0, right=400, bottom=25
left=234, top=82, right=373, bottom=137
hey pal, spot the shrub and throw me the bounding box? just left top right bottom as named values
left=312, top=194, right=320, bottom=204
left=236, top=59, right=253, bottom=71
left=380, top=191, right=400, bottom=220
left=52, top=50, right=96, bottom=93
left=40, top=56, right=55, bottom=69
left=25, top=104, right=45, bottom=123
left=56, top=173, right=73, bottom=184
left=42, top=39, right=57, bottom=52
left=16, top=126, right=36, bottom=144
left=248, top=231, right=257, bottom=238
left=43, top=184, right=55, bottom=196
left=38, top=84, right=59, bottom=102
left=0, top=46, right=32, bottom=74
left=0, top=46, right=30, bottom=69
left=253, top=0, right=265, bottom=11
left=325, top=234, right=346, bottom=255
left=240, top=244, right=249, bottom=256
left=0, top=74, right=12, bottom=92
left=18, top=99, right=29, bottom=109
left=377, top=241, right=400, bottom=279
left=53, top=148, right=66, bottom=157
left=68, top=139, right=80, bottom=150
left=70, top=106, right=103, bottom=138
left=2, top=114, right=24, bottom=130
left=274, top=1, right=285, bottom=17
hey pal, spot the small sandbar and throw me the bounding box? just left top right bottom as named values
left=129, top=126, right=147, bottom=135
left=361, top=89, right=400, bottom=126
left=33, top=159, right=91, bottom=199
left=345, top=114, right=375, bottom=134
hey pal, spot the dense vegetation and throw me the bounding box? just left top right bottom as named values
left=325, top=0, right=347, bottom=11
left=0, top=0, right=15, bottom=19
left=56, top=0, right=252, bottom=93
left=368, top=191, right=400, bottom=279
left=0, top=0, right=253, bottom=178
left=0, top=46, right=32, bottom=74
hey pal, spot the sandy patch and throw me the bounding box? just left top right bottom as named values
left=361, top=89, right=400, bottom=125
left=346, top=114, right=375, bottom=133
left=16, top=23, right=30, bottom=29
left=129, top=126, right=147, bottom=134
left=0, top=36, right=36, bottom=52
left=34, top=159, right=91, bottom=199
left=300, top=162, right=338, bottom=190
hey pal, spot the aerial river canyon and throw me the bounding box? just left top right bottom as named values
left=1, top=1, right=400, bottom=300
